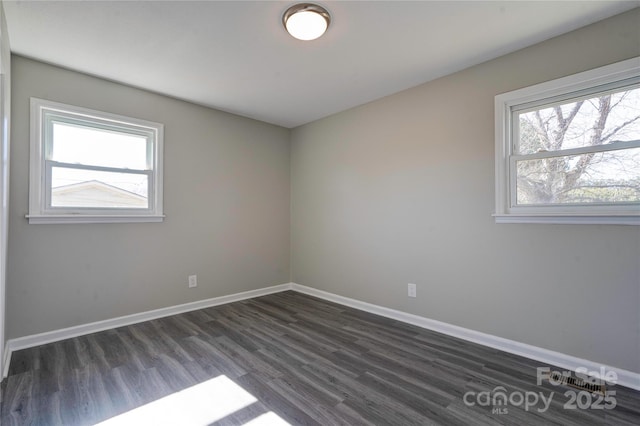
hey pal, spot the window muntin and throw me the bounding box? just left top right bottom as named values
left=494, top=57, right=640, bottom=225
left=29, top=98, right=164, bottom=223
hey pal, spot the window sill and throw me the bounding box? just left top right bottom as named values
left=493, top=214, right=639, bottom=225
left=26, top=214, right=165, bottom=224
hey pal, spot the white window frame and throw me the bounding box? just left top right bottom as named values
left=28, top=98, right=164, bottom=224
left=494, top=57, right=640, bottom=225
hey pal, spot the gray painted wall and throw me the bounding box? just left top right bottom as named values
left=291, top=10, right=640, bottom=373
left=7, top=56, right=291, bottom=338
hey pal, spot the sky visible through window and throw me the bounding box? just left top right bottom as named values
left=51, top=122, right=149, bottom=197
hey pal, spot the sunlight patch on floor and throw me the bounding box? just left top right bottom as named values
left=94, top=375, right=289, bottom=425
left=243, top=411, right=292, bottom=425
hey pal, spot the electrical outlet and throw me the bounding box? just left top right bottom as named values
left=188, top=275, right=198, bottom=288
left=408, top=283, right=417, bottom=298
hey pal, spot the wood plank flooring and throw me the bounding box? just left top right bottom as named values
left=1, top=291, right=639, bottom=425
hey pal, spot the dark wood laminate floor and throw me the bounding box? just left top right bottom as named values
left=1, top=291, right=639, bottom=425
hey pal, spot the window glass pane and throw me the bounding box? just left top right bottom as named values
left=517, top=87, right=640, bottom=155
left=51, top=121, right=149, bottom=170
left=515, top=148, right=640, bottom=205
left=51, top=167, right=148, bottom=209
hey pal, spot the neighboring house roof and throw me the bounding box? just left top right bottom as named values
left=51, top=180, right=147, bottom=208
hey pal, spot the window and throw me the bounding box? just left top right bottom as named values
left=29, top=98, right=164, bottom=223
left=494, top=57, right=640, bottom=225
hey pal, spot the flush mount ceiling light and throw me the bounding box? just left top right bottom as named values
left=283, top=3, right=331, bottom=41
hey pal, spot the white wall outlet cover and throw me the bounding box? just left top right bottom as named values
left=408, top=283, right=417, bottom=298
left=188, top=275, right=198, bottom=288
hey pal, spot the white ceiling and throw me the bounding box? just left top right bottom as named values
left=4, top=1, right=639, bottom=128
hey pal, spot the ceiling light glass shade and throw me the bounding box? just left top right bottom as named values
left=283, top=3, right=331, bottom=41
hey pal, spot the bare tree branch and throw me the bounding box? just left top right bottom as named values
left=609, top=90, right=630, bottom=110
left=601, top=115, right=640, bottom=142
left=534, top=110, right=552, bottom=151
left=560, top=96, right=611, bottom=195
left=518, top=90, right=639, bottom=204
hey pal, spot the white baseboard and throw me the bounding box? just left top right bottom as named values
left=2, top=343, right=10, bottom=380
left=291, top=283, right=640, bottom=391
left=2, top=283, right=294, bottom=379
left=4, top=281, right=639, bottom=392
